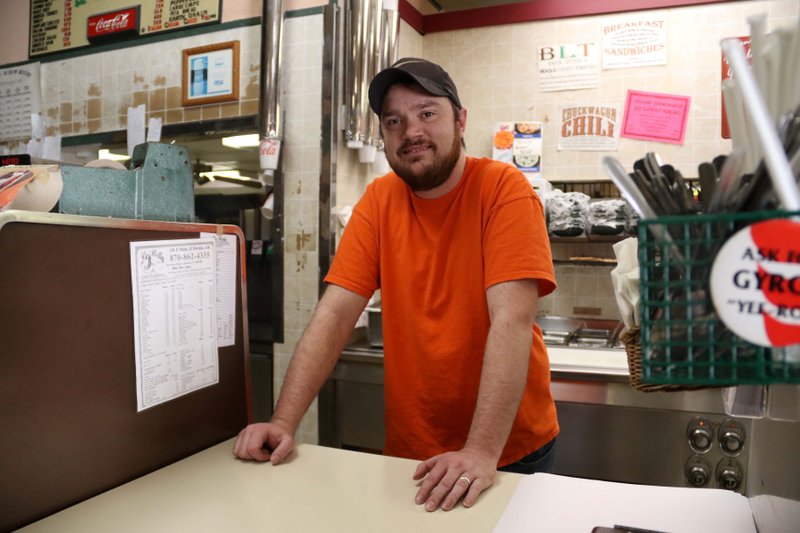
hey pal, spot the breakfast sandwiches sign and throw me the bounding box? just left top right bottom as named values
left=603, top=18, right=667, bottom=69
left=557, top=104, right=620, bottom=151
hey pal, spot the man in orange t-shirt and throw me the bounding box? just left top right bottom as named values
left=235, top=58, right=558, bottom=512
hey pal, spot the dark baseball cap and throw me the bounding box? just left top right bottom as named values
left=368, top=57, right=462, bottom=115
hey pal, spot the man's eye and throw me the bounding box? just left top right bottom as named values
left=422, top=111, right=436, bottom=119
left=384, top=118, right=400, bottom=127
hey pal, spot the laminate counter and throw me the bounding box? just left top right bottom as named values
left=18, top=439, right=523, bottom=533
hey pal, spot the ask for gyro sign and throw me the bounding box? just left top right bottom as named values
left=710, top=219, right=800, bottom=347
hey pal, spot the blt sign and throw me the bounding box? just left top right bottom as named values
left=539, top=43, right=593, bottom=61
left=710, top=219, right=800, bottom=346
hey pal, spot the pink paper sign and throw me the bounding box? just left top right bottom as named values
left=621, top=90, right=691, bottom=144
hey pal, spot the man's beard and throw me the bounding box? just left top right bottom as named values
left=387, top=127, right=462, bottom=192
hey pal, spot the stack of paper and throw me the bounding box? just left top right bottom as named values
left=493, top=473, right=756, bottom=533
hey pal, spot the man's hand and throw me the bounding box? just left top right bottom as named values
left=412, top=448, right=498, bottom=511
left=233, top=422, right=295, bottom=465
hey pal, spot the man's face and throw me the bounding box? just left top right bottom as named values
left=379, top=83, right=465, bottom=192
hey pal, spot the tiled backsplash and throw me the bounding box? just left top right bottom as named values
left=538, top=263, right=620, bottom=321
left=12, top=25, right=263, bottom=144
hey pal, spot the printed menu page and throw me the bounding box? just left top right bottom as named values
left=0, top=64, right=41, bottom=142
left=200, top=232, right=237, bottom=347
left=130, top=238, right=219, bottom=412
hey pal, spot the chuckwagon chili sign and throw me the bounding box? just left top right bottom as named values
left=710, top=219, right=800, bottom=347
left=558, top=104, right=620, bottom=151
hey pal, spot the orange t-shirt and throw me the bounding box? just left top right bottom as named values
left=324, top=157, right=559, bottom=466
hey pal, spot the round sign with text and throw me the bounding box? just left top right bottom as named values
left=710, top=219, right=800, bottom=347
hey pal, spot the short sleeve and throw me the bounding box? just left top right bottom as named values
left=482, top=177, right=556, bottom=297
left=323, top=200, right=381, bottom=299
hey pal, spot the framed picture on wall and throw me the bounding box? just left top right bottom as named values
left=182, top=41, right=240, bottom=107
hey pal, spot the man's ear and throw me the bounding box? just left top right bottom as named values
left=457, top=107, right=467, bottom=134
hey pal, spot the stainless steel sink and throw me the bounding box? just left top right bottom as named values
left=537, top=315, right=624, bottom=349
left=367, top=311, right=624, bottom=350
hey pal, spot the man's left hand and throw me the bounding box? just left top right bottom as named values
left=412, top=448, right=497, bottom=511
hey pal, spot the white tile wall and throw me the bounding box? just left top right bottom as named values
left=34, top=25, right=263, bottom=138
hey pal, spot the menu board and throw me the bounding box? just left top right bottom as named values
left=29, top=0, right=221, bottom=57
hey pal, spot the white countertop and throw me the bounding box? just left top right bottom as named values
left=19, top=440, right=524, bottom=533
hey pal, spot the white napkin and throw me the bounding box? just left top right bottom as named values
left=611, top=237, right=640, bottom=329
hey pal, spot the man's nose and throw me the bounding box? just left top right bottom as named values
left=403, top=118, right=424, bottom=139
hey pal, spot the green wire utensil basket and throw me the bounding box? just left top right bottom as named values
left=637, top=210, right=800, bottom=385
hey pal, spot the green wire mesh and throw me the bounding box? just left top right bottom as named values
left=637, top=210, right=800, bottom=385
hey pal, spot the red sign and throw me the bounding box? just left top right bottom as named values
left=87, top=7, right=139, bottom=41
left=0, top=154, right=31, bottom=166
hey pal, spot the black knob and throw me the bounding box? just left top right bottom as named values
left=685, top=455, right=711, bottom=487
left=719, top=468, right=741, bottom=490
left=688, top=465, right=709, bottom=487
left=716, top=457, right=743, bottom=491
left=690, top=427, right=712, bottom=451
left=719, top=419, right=746, bottom=455
left=687, top=417, right=714, bottom=452
left=721, top=431, right=743, bottom=453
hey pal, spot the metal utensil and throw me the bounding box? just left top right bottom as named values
left=697, top=162, right=718, bottom=211
left=602, top=156, right=684, bottom=262
left=661, top=164, right=695, bottom=213
left=707, top=148, right=746, bottom=213
left=722, top=37, right=800, bottom=211
left=603, top=157, right=657, bottom=220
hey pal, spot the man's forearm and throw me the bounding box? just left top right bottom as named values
left=464, top=279, right=539, bottom=462
left=271, top=286, right=368, bottom=433
left=463, top=319, right=532, bottom=461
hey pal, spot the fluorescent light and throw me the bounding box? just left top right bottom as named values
left=199, top=170, right=243, bottom=181
left=221, top=134, right=259, bottom=149
left=98, top=148, right=130, bottom=161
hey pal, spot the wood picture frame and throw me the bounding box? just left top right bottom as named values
left=182, top=40, right=240, bottom=107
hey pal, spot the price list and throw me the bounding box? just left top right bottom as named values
left=29, top=0, right=220, bottom=57
left=0, top=65, right=41, bottom=142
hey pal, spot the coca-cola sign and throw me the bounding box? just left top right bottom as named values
left=87, top=7, right=139, bottom=41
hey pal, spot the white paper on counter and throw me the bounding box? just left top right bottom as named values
left=30, top=113, right=44, bottom=139
left=201, top=232, right=237, bottom=347
left=127, top=104, right=146, bottom=157
left=493, top=473, right=756, bottom=533
left=130, top=238, right=219, bottom=412
left=26, top=138, right=43, bottom=159
left=146, top=117, right=162, bottom=142
left=42, top=134, right=61, bottom=161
